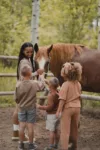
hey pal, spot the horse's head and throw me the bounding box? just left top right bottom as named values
left=34, top=43, right=53, bottom=78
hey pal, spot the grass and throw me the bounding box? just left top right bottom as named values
left=82, top=91, right=100, bottom=109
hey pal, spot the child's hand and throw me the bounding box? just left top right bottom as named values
left=36, top=103, right=41, bottom=109
left=37, top=69, right=44, bottom=75
left=56, top=112, right=61, bottom=118
left=44, top=79, right=49, bottom=85
left=56, top=112, right=60, bottom=118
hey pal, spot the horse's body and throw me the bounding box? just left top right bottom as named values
left=34, top=43, right=100, bottom=93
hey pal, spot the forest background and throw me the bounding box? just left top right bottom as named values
left=0, top=0, right=99, bottom=107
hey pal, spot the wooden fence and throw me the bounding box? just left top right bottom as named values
left=0, top=55, right=100, bottom=101
left=0, top=91, right=100, bottom=101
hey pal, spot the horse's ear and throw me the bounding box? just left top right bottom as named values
left=47, top=44, right=53, bottom=55
left=34, top=43, right=39, bottom=53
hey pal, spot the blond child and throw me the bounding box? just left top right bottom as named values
left=37, top=77, right=60, bottom=150
left=15, top=65, right=44, bottom=150
left=56, top=62, right=82, bottom=150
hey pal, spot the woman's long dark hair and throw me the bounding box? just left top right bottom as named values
left=17, top=42, right=35, bottom=80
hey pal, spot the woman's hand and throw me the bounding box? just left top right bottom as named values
left=37, top=69, right=44, bottom=75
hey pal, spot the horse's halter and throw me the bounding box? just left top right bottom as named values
left=44, top=56, right=51, bottom=78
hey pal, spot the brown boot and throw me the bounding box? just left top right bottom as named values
left=12, top=131, right=29, bottom=142
left=12, top=130, right=19, bottom=141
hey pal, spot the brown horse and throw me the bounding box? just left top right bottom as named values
left=34, top=43, right=100, bottom=93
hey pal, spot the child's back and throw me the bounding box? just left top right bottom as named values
left=46, top=91, right=59, bottom=114
left=15, top=80, right=44, bottom=110
left=59, top=81, right=81, bottom=109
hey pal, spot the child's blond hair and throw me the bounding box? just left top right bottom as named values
left=61, top=62, right=82, bottom=81
left=49, top=77, right=59, bottom=88
left=21, top=65, right=32, bottom=77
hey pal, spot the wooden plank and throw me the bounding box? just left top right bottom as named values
left=81, top=94, right=100, bottom=101
left=0, top=55, right=18, bottom=60
left=0, top=73, right=53, bottom=77
left=0, top=91, right=15, bottom=96
left=0, top=73, right=16, bottom=77
left=0, top=91, right=100, bottom=101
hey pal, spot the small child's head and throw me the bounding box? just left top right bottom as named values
left=48, top=77, right=59, bottom=90
left=61, top=62, right=82, bottom=81
left=21, top=65, right=32, bottom=78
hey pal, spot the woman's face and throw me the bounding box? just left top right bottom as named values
left=23, top=47, right=33, bottom=58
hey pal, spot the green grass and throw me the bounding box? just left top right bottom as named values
left=82, top=91, right=100, bottom=109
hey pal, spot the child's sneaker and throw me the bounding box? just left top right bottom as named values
left=29, top=143, right=37, bottom=150
left=44, top=146, right=54, bottom=150
left=53, top=145, right=58, bottom=149
left=18, top=142, right=24, bottom=150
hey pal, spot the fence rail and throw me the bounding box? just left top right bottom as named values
left=0, top=55, right=18, bottom=60
left=0, top=73, right=53, bottom=77
left=0, top=55, right=100, bottom=102
left=0, top=91, right=100, bottom=101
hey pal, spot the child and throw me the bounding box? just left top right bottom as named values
left=37, top=77, right=60, bottom=150
left=15, top=65, right=45, bottom=150
left=12, top=42, right=44, bottom=141
left=56, top=62, right=82, bottom=150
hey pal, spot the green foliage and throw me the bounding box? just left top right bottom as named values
left=0, top=0, right=32, bottom=55
left=0, top=0, right=98, bottom=54
left=40, top=0, right=98, bottom=48
left=0, top=0, right=99, bottom=107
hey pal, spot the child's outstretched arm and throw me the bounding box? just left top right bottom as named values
left=36, top=104, right=48, bottom=110
left=37, top=94, right=55, bottom=111
left=32, top=69, right=44, bottom=77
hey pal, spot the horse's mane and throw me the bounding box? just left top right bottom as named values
left=49, top=43, right=89, bottom=76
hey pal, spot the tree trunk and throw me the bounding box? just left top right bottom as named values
left=31, top=0, right=40, bottom=46
left=98, top=0, right=100, bottom=50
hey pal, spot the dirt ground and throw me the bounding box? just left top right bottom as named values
left=0, top=107, right=100, bottom=150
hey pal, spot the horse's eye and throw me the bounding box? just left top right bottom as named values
left=62, top=65, right=64, bottom=68
left=71, top=63, right=74, bottom=66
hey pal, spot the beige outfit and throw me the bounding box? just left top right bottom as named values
left=15, top=80, right=44, bottom=110
left=59, top=81, right=81, bottom=150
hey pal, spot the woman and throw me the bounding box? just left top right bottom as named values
left=12, top=42, right=44, bottom=141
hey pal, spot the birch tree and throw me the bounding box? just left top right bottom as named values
left=31, top=0, right=40, bottom=45
left=98, top=0, right=100, bottom=50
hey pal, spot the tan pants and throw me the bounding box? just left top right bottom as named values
left=60, top=107, right=80, bottom=150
